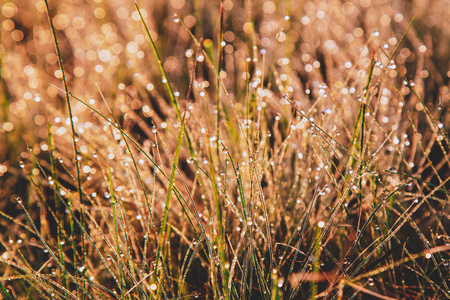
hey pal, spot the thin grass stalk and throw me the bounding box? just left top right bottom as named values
left=109, top=167, right=125, bottom=298
left=311, top=224, right=323, bottom=300
left=0, top=282, right=12, bottom=300
left=28, top=150, right=151, bottom=299
left=349, top=181, right=410, bottom=259
left=250, top=139, right=275, bottom=290
left=287, top=170, right=325, bottom=300
left=284, top=95, right=357, bottom=162
left=97, top=84, right=154, bottom=224
left=144, top=145, right=157, bottom=266
left=27, top=148, right=119, bottom=285
left=153, top=115, right=186, bottom=289
left=351, top=179, right=450, bottom=279
left=47, top=124, right=68, bottom=294
left=16, top=200, right=89, bottom=298
left=216, top=0, right=225, bottom=164
left=206, top=132, right=228, bottom=298
left=43, top=2, right=86, bottom=294
left=133, top=0, right=196, bottom=161
left=177, top=18, right=250, bottom=146
left=58, top=89, right=207, bottom=244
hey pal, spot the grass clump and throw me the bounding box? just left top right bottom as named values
left=0, top=0, right=449, bottom=299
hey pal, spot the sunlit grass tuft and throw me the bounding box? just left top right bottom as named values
left=0, top=0, right=449, bottom=299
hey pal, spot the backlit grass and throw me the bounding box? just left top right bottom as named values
left=0, top=0, right=449, bottom=299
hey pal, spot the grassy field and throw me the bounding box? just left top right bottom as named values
left=0, top=0, right=449, bottom=299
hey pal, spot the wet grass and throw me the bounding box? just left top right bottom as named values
left=0, top=0, right=449, bottom=299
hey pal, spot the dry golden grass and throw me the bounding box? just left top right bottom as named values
left=0, top=0, right=449, bottom=299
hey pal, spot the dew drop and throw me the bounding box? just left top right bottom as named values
left=388, top=60, right=396, bottom=69
left=387, top=167, right=397, bottom=172
left=343, top=258, right=350, bottom=266
left=277, top=280, right=284, bottom=287
left=172, top=14, right=180, bottom=23
left=15, top=196, right=23, bottom=203
left=197, top=55, right=205, bottom=62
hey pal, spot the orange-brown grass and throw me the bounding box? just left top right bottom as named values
left=0, top=0, right=449, bottom=299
